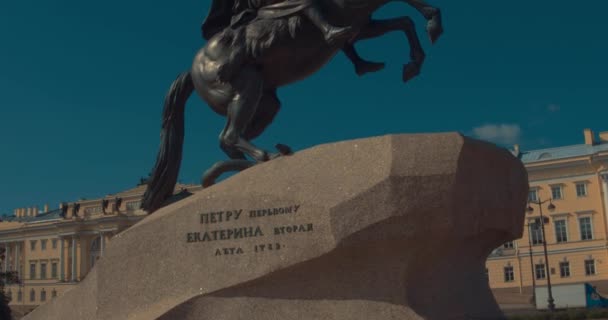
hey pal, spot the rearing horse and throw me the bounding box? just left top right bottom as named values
left=141, top=0, right=443, bottom=213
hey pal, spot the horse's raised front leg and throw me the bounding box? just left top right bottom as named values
left=353, top=17, right=425, bottom=82
left=401, top=0, right=443, bottom=43
left=342, top=44, right=385, bottom=76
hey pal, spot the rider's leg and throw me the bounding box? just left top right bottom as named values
left=302, top=4, right=353, bottom=45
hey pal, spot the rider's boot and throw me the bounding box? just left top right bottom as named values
left=303, top=6, right=354, bottom=45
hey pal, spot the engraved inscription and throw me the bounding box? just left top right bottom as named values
left=200, top=210, right=243, bottom=224
left=249, top=205, right=301, bottom=218
left=186, top=226, right=264, bottom=243
left=185, top=204, right=313, bottom=257
left=274, top=224, right=313, bottom=235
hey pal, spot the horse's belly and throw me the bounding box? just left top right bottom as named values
left=260, top=45, right=339, bottom=87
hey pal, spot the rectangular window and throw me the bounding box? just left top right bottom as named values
left=576, top=183, right=588, bottom=197
left=504, top=266, right=514, bottom=282
left=40, top=290, right=46, bottom=302
left=579, top=217, right=593, bottom=240
left=559, top=262, right=570, bottom=277
left=585, top=259, right=596, bottom=276
left=529, top=189, right=538, bottom=202
left=29, top=290, right=35, bottom=302
left=40, top=263, right=47, bottom=279
left=84, top=206, right=103, bottom=215
left=535, top=263, right=547, bottom=280
left=30, top=263, right=36, bottom=279
left=126, top=201, right=141, bottom=212
left=551, top=185, right=563, bottom=200
left=530, top=223, right=544, bottom=245
left=41, top=239, right=47, bottom=250
left=503, top=241, right=514, bottom=249
left=51, top=262, right=58, bottom=278
left=52, top=289, right=57, bottom=298
left=52, top=239, right=58, bottom=249
left=30, top=240, right=37, bottom=251
left=17, top=290, right=22, bottom=302
left=554, top=220, right=568, bottom=243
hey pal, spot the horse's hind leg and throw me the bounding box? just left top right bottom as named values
left=242, top=90, right=280, bottom=141
left=202, top=89, right=288, bottom=188
left=353, top=17, right=425, bottom=82
left=244, top=89, right=292, bottom=158
left=401, top=0, right=443, bottom=43
left=219, top=65, right=273, bottom=162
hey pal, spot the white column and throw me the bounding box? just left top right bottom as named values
left=100, top=232, right=105, bottom=256
left=15, top=242, right=20, bottom=281
left=4, top=243, right=10, bottom=272
left=601, top=173, right=608, bottom=240
left=60, top=237, right=65, bottom=281
left=71, top=236, right=76, bottom=282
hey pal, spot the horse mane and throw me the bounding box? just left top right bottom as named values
left=218, top=16, right=303, bottom=59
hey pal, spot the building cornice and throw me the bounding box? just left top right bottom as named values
left=525, top=157, right=591, bottom=170
left=529, top=173, right=597, bottom=185
left=0, top=215, right=143, bottom=242
left=487, top=243, right=608, bottom=260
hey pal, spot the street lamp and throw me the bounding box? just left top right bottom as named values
left=526, top=222, right=537, bottom=307
left=527, top=197, right=556, bottom=312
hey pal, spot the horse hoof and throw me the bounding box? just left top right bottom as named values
left=275, top=143, right=293, bottom=155
left=201, top=159, right=256, bottom=188
left=402, top=63, right=421, bottom=83
left=427, top=16, right=443, bottom=44
left=355, top=62, right=385, bottom=76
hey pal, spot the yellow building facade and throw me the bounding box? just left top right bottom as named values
left=0, top=182, right=200, bottom=314
left=487, top=129, right=608, bottom=300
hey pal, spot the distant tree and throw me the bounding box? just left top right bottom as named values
left=0, top=284, right=11, bottom=320
left=0, top=248, right=14, bottom=320
left=0, top=272, right=12, bottom=320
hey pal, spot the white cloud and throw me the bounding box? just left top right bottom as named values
left=547, top=104, right=560, bottom=112
left=472, top=124, right=521, bottom=145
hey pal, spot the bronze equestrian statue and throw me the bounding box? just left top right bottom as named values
left=141, top=0, right=443, bottom=213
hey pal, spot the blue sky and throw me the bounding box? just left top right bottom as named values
left=1, top=0, right=607, bottom=215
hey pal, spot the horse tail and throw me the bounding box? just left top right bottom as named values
left=141, top=71, right=195, bottom=214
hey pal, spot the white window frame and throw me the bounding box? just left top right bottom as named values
left=559, top=261, right=570, bottom=277
left=504, top=265, right=515, bottom=282
left=550, top=184, right=563, bottom=200
left=554, top=219, right=569, bottom=243
left=578, top=215, right=594, bottom=240
left=529, top=187, right=539, bottom=202
left=575, top=182, right=589, bottom=197
left=535, top=263, right=547, bottom=280
left=585, top=259, right=596, bottom=276
left=528, top=219, right=544, bottom=245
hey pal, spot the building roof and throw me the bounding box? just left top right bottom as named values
left=1, top=208, right=64, bottom=224
left=518, top=142, right=608, bottom=164
left=0, top=183, right=202, bottom=228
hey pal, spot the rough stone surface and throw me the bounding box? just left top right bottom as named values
left=24, top=133, right=528, bottom=320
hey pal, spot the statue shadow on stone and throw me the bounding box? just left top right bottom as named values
left=141, top=0, right=443, bottom=214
